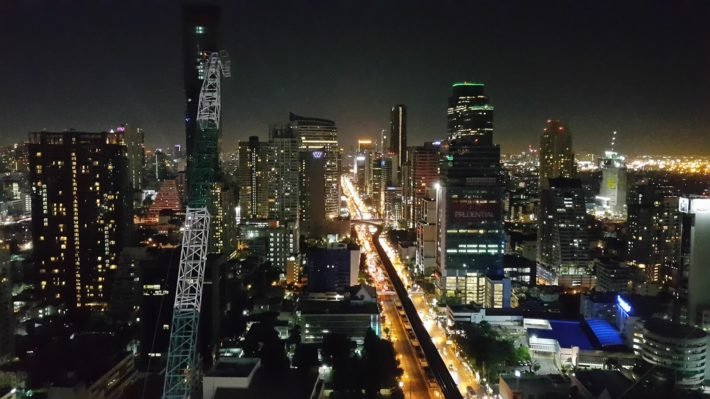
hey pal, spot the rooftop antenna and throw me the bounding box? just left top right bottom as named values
left=610, top=131, right=617, bottom=152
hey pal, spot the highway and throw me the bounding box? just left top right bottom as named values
left=343, top=176, right=463, bottom=399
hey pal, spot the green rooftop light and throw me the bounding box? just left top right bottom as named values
left=452, top=82, right=484, bottom=87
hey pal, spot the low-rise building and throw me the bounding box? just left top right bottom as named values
left=499, top=374, right=570, bottom=399
left=635, top=318, right=708, bottom=389
left=296, top=298, right=380, bottom=344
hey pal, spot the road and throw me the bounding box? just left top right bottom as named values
left=411, top=293, right=479, bottom=396
left=343, top=174, right=478, bottom=399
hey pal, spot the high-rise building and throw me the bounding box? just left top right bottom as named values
left=537, top=178, right=590, bottom=276
left=678, top=196, right=710, bottom=328
left=404, top=142, right=439, bottom=227
left=0, top=246, right=13, bottom=361
left=539, top=120, right=576, bottom=189
left=289, top=113, right=340, bottom=219
left=266, top=127, right=300, bottom=225
left=447, top=82, right=494, bottom=141
left=438, top=83, right=505, bottom=305
left=300, top=151, right=327, bottom=237
left=627, top=180, right=681, bottom=284
left=389, top=104, right=407, bottom=168
left=597, top=150, right=628, bottom=218
left=28, top=131, right=130, bottom=311
left=120, top=124, right=144, bottom=192
left=237, top=136, right=268, bottom=220
left=370, top=157, right=384, bottom=217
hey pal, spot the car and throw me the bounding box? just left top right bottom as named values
left=448, top=363, right=454, bottom=371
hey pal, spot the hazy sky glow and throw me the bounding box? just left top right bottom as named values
left=2, top=0, right=709, bottom=154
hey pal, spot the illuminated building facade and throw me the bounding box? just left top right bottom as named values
left=289, top=113, right=340, bottom=219
left=679, top=196, right=710, bottom=328
left=0, top=246, right=12, bottom=361
left=237, top=136, right=269, bottom=220
left=403, top=142, right=439, bottom=227
left=539, top=120, right=576, bottom=189
left=537, top=178, right=590, bottom=276
left=266, top=127, right=300, bottom=226
left=28, top=131, right=130, bottom=311
left=438, top=82, right=506, bottom=305
left=447, top=82, right=494, bottom=141
left=389, top=104, right=407, bottom=169
left=626, top=180, right=681, bottom=284
left=597, top=150, right=628, bottom=218
left=299, top=151, right=327, bottom=237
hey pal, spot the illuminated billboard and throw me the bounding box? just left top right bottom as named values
left=448, top=199, right=499, bottom=223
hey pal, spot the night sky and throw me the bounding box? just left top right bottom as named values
left=2, top=0, right=709, bottom=154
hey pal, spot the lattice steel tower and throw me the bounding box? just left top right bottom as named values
left=162, top=51, right=230, bottom=399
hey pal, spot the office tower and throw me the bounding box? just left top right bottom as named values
left=267, top=127, right=300, bottom=225
left=389, top=104, right=407, bottom=168
left=237, top=136, right=268, bottom=220
left=404, top=142, right=439, bottom=227
left=627, top=180, right=681, bottom=284
left=539, top=120, right=576, bottom=189
left=289, top=113, right=340, bottom=219
left=678, top=196, right=710, bottom=328
left=305, top=243, right=360, bottom=293
left=537, top=178, right=590, bottom=275
left=121, top=124, right=145, bottom=192
left=438, top=83, right=505, bottom=304
left=28, top=131, right=130, bottom=311
left=447, top=82, right=494, bottom=141
left=300, top=151, right=327, bottom=236
left=384, top=187, right=403, bottom=225
left=597, top=150, right=628, bottom=218
left=0, top=246, right=12, bottom=361
left=370, top=157, right=384, bottom=216
left=358, top=139, right=374, bottom=153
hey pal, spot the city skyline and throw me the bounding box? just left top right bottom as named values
left=2, top=1, right=710, bottom=154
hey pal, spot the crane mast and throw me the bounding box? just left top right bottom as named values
left=162, top=51, right=230, bottom=399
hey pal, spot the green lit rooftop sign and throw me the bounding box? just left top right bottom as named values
left=453, top=82, right=484, bottom=87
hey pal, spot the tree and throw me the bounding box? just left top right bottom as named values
left=293, top=343, right=319, bottom=373
left=361, top=329, right=403, bottom=398
left=241, top=322, right=289, bottom=373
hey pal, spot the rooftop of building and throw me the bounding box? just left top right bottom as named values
left=289, top=112, right=335, bottom=126
left=205, top=358, right=260, bottom=378
left=296, top=298, right=378, bottom=315
left=500, top=374, right=570, bottom=395
left=644, top=318, right=707, bottom=340
left=528, top=319, right=625, bottom=351
left=213, top=369, right=321, bottom=399
left=572, top=370, right=633, bottom=399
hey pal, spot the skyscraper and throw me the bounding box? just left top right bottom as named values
left=438, top=83, right=506, bottom=304
left=289, top=112, right=340, bottom=219
left=28, top=131, right=130, bottom=311
left=539, top=120, right=576, bottom=189
left=267, top=127, right=300, bottom=225
left=122, top=124, right=144, bottom=192
left=627, top=180, right=681, bottom=283
left=404, top=142, right=439, bottom=227
left=389, top=104, right=407, bottom=168
left=237, top=136, right=268, bottom=220
left=447, top=82, right=494, bottom=141
left=537, top=178, right=590, bottom=276
left=679, top=196, right=710, bottom=328
left=597, top=150, right=628, bottom=218
left=0, top=246, right=12, bottom=361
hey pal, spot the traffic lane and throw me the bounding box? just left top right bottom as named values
left=382, top=299, right=431, bottom=399
left=411, top=294, right=479, bottom=396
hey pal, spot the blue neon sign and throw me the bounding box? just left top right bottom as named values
left=617, top=295, right=632, bottom=314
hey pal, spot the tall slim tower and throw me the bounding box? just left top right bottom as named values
left=289, top=113, right=340, bottom=220
left=539, top=120, right=576, bottom=189
left=389, top=104, right=407, bottom=167
left=439, top=83, right=505, bottom=304
left=447, top=82, right=494, bottom=141
left=28, top=131, right=130, bottom=312
left=237, top=136, right=268, bottom=220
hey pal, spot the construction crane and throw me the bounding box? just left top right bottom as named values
left=162, top=51, right=230, bottom=399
